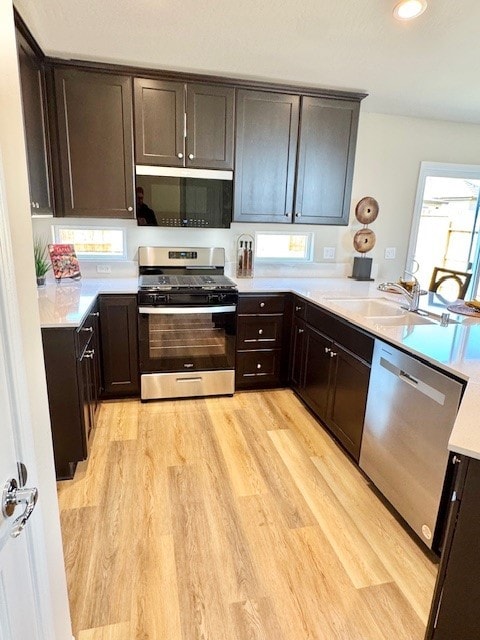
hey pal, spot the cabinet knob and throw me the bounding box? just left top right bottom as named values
left=298, top=328, right=304, bottom=334
left=256, top=363, right=262, bottom=370
left=452, top=455, right=461, bottom=464
left=295, top=212, right=300, bottom=218
left=90, top=312, right=100, bottom=318
left=177, top=152, right=184, bottom=159
left=330, top=351, right=337, bottom=358
left=127, top=206, right=133, bottom=212
left=84, top=349, right=95, bottom=359
left=81, top=326, right=94, bottom=333
left=295, top=305, right=302, bottom=311
left=258, top=329, right=263, bottom=335
left=259, top=302, right=265, bottom=308
left=325, top=347, right=331, bottom=354
left=188, top=153, right=194, bottom=160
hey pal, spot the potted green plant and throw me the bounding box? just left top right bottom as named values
left=33, top=237, right=51, bottom=286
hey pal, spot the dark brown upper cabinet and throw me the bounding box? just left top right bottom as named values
left=16, top=30, right=54, bottom=215
left=234, top=90, right=300, bottom=223
left=294, top=97, right=359, bottom=225
left=233, top=90, right=360, bottom=225
left=134, top=78, right=234, bottom=170
left=53, top=68, right=135, bottom=218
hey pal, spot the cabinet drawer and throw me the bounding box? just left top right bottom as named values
left=237, top=294, right=285, bottom=315
left=235, top=350, right=281, bottom=387
left=237, top=315, right=283, bottom=349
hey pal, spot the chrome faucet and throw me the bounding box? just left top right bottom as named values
left=378, top=273, right=421, bottom=312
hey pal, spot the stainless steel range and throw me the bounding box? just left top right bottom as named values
left=137, top=246, right=237, bottom=400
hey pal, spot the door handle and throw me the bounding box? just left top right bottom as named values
left=2, top=478, right=38, bottom=538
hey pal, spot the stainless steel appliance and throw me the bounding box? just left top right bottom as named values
left=359, top=340, right=463, bottom=550
left=135, top=166, right=233, bottom=228
left=137, top=246, right=237, bottom=400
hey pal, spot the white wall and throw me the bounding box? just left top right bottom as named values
left=0, top=2, right=72, bottom=638
left=32, top=109, right=480, bottom=286
left=352, top=112, right=480, bottom=282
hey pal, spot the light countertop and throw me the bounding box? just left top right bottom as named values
left=37, top=275, right=480, bottom=459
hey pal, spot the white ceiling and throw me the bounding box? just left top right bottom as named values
left=13, top=0, right=480, bottom=124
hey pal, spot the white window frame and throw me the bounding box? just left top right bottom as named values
left=51, top=224, right=127, bottom=260
left=254, top=231, right=314, bottom=263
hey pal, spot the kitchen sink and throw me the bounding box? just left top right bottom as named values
left=326, top=297, right=407, bottom=317
left=325, top=297, right=458, bottom=327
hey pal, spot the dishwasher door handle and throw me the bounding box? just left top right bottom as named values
left=399, top=370, right=419, bottom=387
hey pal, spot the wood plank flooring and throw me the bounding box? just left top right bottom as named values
left=58, top=389, right=437, bottom=640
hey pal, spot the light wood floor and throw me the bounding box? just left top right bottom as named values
left=58, top=389, right=437, bottom=640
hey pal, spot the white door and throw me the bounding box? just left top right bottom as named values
left=0, top=331, right=40, bottom=639
left=0, top=160, right=69, bottom=638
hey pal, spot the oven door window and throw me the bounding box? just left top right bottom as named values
left=139, top=310, right=236, bottom=372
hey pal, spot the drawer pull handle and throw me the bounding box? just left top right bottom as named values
left=257, top=363, right=262, bottom=369
left=259, top=302, right=265, bottom=308
left=258, top=329, right=263, bottom=335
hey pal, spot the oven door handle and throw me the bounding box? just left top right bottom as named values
left=138, top=305, right=237, bottom=315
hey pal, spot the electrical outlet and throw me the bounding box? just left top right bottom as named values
left=96, top=264, right=111, bottom=274
left=323, top=247, right=335, bottom=260
left=384, top=247, right=396, bottom=260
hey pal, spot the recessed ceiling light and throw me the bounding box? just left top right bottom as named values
left=393, top=0, right=427, bottom=21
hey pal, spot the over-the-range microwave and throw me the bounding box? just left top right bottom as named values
left=135, top=165, right=233, bottom=228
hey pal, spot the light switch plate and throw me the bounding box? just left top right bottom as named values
left=96, top=264, right=112, bottom=273
left=384, top=247, right=396, bottom=260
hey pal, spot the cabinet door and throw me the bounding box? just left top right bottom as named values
left=302, top=326, right=332, bottom=419
left=78, top=347, right=94, bottom=450
left=54, top=68, right=134, bottom=218
left=186, top=84, right=234, bottom=169
left=327, top=343, right=370, bottom=462
left=134, top=78, right=185, bottom=166
left=290, top=316, right=306, bottom=390
left=99, top=295, right=139, bottom=396
left=42, top=328, right=86, bottom=479
left=294, top=97, right=359, bottom=225
left=234, top=90, right=299, bottom=223
left=16, top=32, right=53, bottom=214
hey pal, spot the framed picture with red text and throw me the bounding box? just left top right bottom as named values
left=48, top=244, right=81, bottom=281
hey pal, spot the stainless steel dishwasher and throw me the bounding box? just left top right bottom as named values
left=359, top=339, right=463, bottom=549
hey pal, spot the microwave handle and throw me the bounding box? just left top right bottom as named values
left=139, top=305, right=236, bottom=315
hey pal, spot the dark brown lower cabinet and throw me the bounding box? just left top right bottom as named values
left=290, top=297, right=373, bottom=462
left=426, top=455, right=480, bottom=639
left=99, top=295, right=139, bottom=397
left=42, top=305, right=100, bottom=479
left=235, top=293, right=291, bottom=389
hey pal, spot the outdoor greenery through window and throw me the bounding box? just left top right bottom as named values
left=255, top=232, right=313, bottom=261
left=53, top=227, right=126, bottom=259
